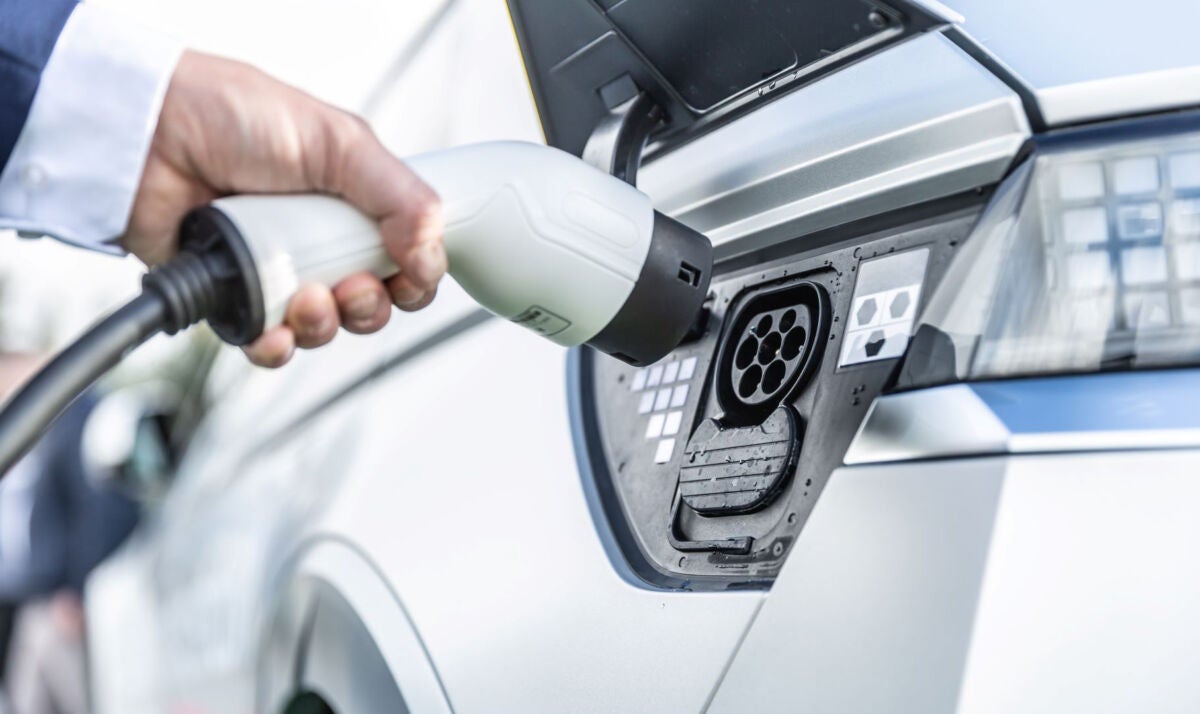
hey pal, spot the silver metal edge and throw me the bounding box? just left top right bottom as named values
left=638, top=32, right=1030, bottom=261
left=844, top=384, right=1010, bottom=465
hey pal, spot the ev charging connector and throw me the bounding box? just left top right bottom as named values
left=0, top=141, right=712, bottom=476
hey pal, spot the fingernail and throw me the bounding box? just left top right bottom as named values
left=275, top=343, right=296, bottom=367
left=300, top=312, right=335, bottom=338
left=413, top=243, right=446, bottom=288
left=397, top=290, right=427, bottom=308
left=344, top=289, right=381, bottom=320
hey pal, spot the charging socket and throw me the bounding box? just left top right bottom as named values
left=714, top=281, right=830, bottom=426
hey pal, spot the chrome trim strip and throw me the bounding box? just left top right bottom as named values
left=638, top=32, right=1030, bottom=261
left=845, top=369, right=1200, bottom=465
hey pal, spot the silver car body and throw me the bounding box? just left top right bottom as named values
left=88, top=0, right=1200, bottom=711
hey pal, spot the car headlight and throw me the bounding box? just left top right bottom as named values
left=898, top=116, right=1200, bottom=389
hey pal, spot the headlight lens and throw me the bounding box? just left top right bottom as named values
left=898, top=122, right=1200, bottom=389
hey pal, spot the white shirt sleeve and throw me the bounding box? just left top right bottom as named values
left=0, top=3, right=181, bottom=255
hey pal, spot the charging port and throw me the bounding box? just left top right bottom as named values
left=714, top=281, right=830, bottom=425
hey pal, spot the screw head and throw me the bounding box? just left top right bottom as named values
left=868, top=10, right=887, bottom=28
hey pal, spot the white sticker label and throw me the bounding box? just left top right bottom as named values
left=839, top=248, right=930, bottom=367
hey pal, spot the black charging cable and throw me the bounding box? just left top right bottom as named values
left=0, top=208, right=264, bottom=477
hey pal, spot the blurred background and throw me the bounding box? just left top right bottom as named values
left=0, top=1, right=541, bottom=711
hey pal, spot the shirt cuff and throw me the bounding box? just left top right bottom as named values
left=0, top=3, right=181, bottom=254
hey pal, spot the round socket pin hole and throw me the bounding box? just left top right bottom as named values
left=735, top=336, right=758, bottom=369
left=739, top=364, right=762, bottom=398
left=780, top=309, right=796, bottom=331
left=762, top=360, right=786, bottom=393
left=758, top=331, right=782, bottom=365
left=755, top=314, right=773, bottom=336
left=782, top=326, right=806, bottom=360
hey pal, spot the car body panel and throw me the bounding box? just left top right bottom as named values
left=82, top=1, right=1200, bottom=711
left=944, top=0, right=1200, bottom=126
left=307, top=319, right=763, bottom=713
left=711, top=447, right=1200, bottom=713
left=258, top=539, right=452, bottom=714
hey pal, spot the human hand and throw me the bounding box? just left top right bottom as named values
left=125, top=51, right=445, bottom=367
left=50, top=590, right=86, bottom=641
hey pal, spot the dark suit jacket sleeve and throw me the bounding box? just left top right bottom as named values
left=0, top=0, right=79, bottom=171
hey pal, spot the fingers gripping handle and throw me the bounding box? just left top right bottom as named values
left=209, top=193, right=396, bottom=330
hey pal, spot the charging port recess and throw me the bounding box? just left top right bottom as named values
left=581, top=199, right=983, bottom=588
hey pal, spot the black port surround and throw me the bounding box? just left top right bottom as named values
left=716, top=282, right=830, bottom=425
left=572, top=194, right=990, bottom=589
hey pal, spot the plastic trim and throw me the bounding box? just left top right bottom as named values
left=505, top=0, right=945, bottom=157
left=585, top=211, right=713, bottom=366
left=566, top=346, right=679, bottom=589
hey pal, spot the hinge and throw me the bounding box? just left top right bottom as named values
left=582, top=83, right=664, bottom=186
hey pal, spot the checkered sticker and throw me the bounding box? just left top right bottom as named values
left=628, top=356, right=697, bottom=465
left=839, top=248, right=930, bottom=367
